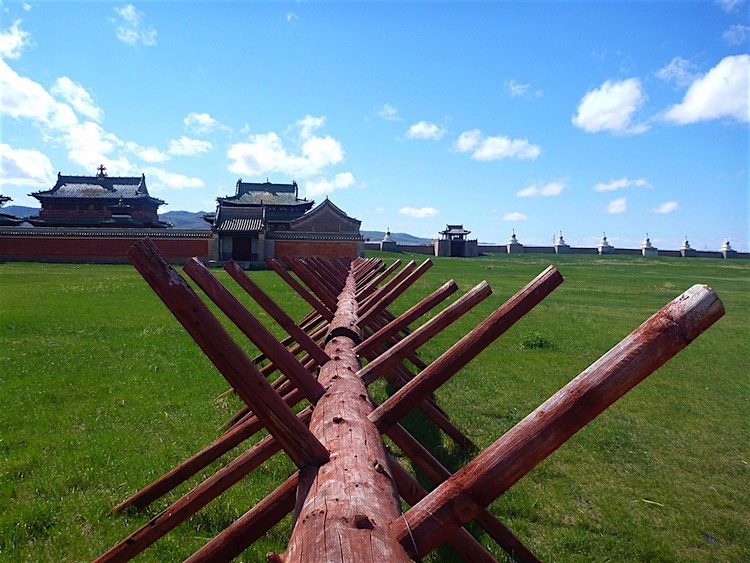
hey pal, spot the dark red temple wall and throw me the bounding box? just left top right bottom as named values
left=0, top=236, right=209, bottom=264
left=275, top=240, right=358, bottom=259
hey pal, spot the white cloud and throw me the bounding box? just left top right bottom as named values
left=295, top=115, right=326, bottom=139
left=405, top=121, right=445, bottom=141
left=472, top=135, right=541, bottom=161
left=502, top=212, right=527, bottom=221
left=572, top=78, right=649, bottom=135
left=64, top=121, right=132, bottom=174
left=113, top=4, right=157, bottom=46
left=183, top=112, right=227, bottom=134
left=453, top=129, right=482, bottom=153
left=715, top=0, right=746, bottom=13
left=303, top=172, right=356, bottom=198
left=593, top=177, right=651, bottom=192
left=227, top=117, right=344, bottom=178
left=0, top=58, right=77, bottom=130
left=399, top=206, right=439, bottom=218
left=0, top=143, right=55, bottom=187
left=378, top=103, right=400, bottom=121
left=144, top=167, right=205, bottom=190
left=656, top=57, right=699, bottom=88
left=505, top=79, right=542, bottom=98
left=286, top=11, right=298, bottom=23
left=51, top=77, right=103, bottom=122
left=454, top=129, right=540, bottom=161
left=0, top=19, right=32, bottom=59
left=649, top=200, right=680, bottom=214
left=607, top=197, right=628, bottom=214
left=662, top=55, right=749, bottom=125
left=723, top=23, right=749, bottom=45
left=516, top=180, right=566, bottom=197
left=124, top=141, right=168, bottom=163
left=168, top=136, right=213, bottom=156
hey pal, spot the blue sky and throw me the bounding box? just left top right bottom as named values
left=1, top=1, right=748, bottom=251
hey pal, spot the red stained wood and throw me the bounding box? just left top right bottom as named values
left=355, top=279, right=458, bottom=356
left=125, top=239, right=328, bottom=469
left=267, top=257, right=334, bottom=321
left=358, top=280, right=493, bottom=386
left=184, top=474, right=299, bottom=563
left=281, top=268, right=412, bottom=562
left=97, top=409, right=311, bottom=562
left=184, top=258, right=325, bottom=403
left=370, top=265, right=563, bottom=432
left=358, top=260, right=432, bottom=325
left=224, top=259, right=330, bottom=366
left=390, top=284, right=724, bottom=558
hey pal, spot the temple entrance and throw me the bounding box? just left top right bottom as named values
left=232, top=236, right=255, bottom=261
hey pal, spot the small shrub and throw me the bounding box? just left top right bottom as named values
left=520, top=331, right=556, bottom=350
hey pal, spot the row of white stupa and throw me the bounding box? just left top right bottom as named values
left=505, top=230, right=737, bottom=257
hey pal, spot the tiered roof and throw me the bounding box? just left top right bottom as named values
left=218, top=179, right=313, bottom=209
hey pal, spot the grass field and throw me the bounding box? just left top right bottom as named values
left=1, top=252, right=748, bottom=562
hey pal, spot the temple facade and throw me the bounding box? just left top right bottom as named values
left=28, top=166, right=169, bottom=228
left=434, top=224, right=479, bottom=257
left=204, top=179, right=363, bottom=263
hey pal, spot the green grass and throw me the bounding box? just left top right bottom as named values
left=1, top=253, right=748, bottom=561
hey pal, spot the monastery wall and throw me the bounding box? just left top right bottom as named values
left=364, top=241, right=745, bottom=259
left=0, top=228, right=211, bottom=264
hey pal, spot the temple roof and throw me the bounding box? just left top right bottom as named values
left=440, top=224, right=471, bottom=236
left=289, top=198, right=361, bottom=233
left=31, top=168, right=164, bottom=204
left=218, top=179, right=313, bottom=208
left=214, top=207, right=264, bottom=233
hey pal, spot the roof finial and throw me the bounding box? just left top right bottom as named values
left=97, top=164, right=107, bottom=177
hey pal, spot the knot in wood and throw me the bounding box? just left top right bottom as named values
left=332, top=415, right=344, bottom=424
left=354, top=514, right=375, bottom=530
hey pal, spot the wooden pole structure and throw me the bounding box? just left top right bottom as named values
left=183, top=258, right=325, bottom=403
left=98, top=243, right=725, bottom=563
left=224, top=259, right=330, bottom=367
left=279, top=267, right=413, bottom=563
left=125, top=239, right=328, bottom=469
left=370, top=265, right=563, bottom=430
left=266, top=257, right=334, bottom=321
left=390, top=284, right=725, bottom=558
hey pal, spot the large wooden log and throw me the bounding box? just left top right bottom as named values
left=281, top=335, right=411, bottom=562
left=280, top=268, right=412, bottom=562
left=390, top=284, right=725, bottom=558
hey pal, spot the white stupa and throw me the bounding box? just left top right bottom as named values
left=507, top=229, right=523, bottom=253
left=554, top=231, right=570, bottom=254
left=720, top=239, right=736, bottom=259
left=680, top=236, right=694, bottom=257
left=641, top=234, right=658, bottom=256
left=597, top=232, right=614, bottom=255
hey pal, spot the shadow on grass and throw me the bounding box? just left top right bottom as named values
left=386, top=380, right=502, bottom=562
